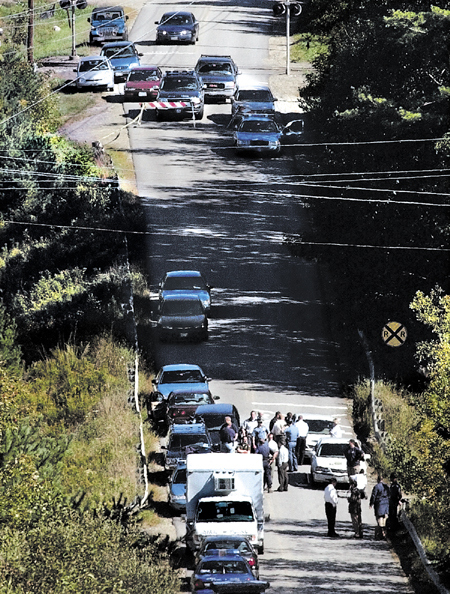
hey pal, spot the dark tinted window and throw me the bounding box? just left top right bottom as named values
left=163, top=276, right=207, bottom=290
left=205, top=540, right=251, bottom=553
left=162, top=13, right=193, bottom=25
left=161, top=299, right=204, bottom=316
left=160, top=370, right=204, bottom=383
left=161, top=77, right=199, bottom=91
left=199, top=560, right=248, bottom=574
left=240, top=120, right=278, bottom=133
left=169, top=434, right=208, bottom=449
left=129, top=70, right=159, bottom=81
left=197, top=501, right=254, bottom=522
left=308, top=420, right=334, bottom=433
left=318, top=443, right=347, bottom=457
left=198, top=63, right=232, bottom=74
left=173, top=468, right=187, bottom=483
left=237, top=90, right=273, bottom=102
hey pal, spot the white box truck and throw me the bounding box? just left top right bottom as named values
left=185, top=453, right=265, bottom=554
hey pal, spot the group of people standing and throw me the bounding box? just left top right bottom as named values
left=324, top=471, right=404, bottom=540
left=218, top=410, right=312, bottom=493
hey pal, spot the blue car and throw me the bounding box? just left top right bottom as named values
left=155, top=11, right=199, bottom=44
left=234, top=114, right=282, bottom=156
left=168, top=461, right=187, bottom=511
left=100, top=41, right=142, bottom=82
left=231, top=86, right=277, bottom=116
left=191, top=554, right=268, bottom=594
left=159, top=271, right=212, bottom=313
left=152, top=364, right=211, bottom=400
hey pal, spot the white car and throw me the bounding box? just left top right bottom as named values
left=310, top=437, right=369, bottom=485
left=74, top=56, right=114, bottom=91
left=301, top=414, right=335, bottom=460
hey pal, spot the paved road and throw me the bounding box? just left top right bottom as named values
left=126, top=1, right=414, bottom=592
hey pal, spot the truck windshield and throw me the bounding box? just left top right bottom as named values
left=197, top=501, right=254, bottom=522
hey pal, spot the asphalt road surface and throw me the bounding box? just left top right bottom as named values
left=125, top=1, right=414, bottom=591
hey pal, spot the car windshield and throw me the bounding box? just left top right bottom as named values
left=240, top=120, right=278, bottom=133
left=160, top=370, right=204, bottom=384
left=238, top=90, right=273, bottom=102
left=161, top=77, right=198, bottom=91
left=169, top=434, right=208, bottom=450
left=205, top=541, right=251, bottom=553
left=173, top=468, right=187, bottom=483
left=129, top=70, right=159, bottom=81
left=162, top=14, right=193, bottom=25
left=171, top=393, right=211, bottom=404
left=197, top=501, right=254, bottom=523
left=95, top=11, right=121, bottom=21
left=308, top=420, right=334, bottom=433
left=198, top=63, right=232, bottom=74
left=161, top=299, right=204, bottom=316
left=199, top=560, right=248, bottom=575
left=318, top=443, right=347, bottom=457
left=163, top=276, right=207, bottom=290
left=103, top=46, right=136, bottom=59
left=79, top=60, right=108, bottom=72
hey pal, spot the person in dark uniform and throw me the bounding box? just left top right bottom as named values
left=255, top=437, right=273, bottom=493
left=389, top=472, right=403, bottom=531
left=370, top=475, right=390, bottom=540
left=345, top=439, right=365, bottom=476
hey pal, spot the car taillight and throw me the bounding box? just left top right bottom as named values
left=193, top=579, right=205, bottom=590
left=247, top=557, right=255, bottom=567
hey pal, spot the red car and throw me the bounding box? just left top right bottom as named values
left=124, top=66, right=162, bottom=100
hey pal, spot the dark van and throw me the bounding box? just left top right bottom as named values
left=88, top=6, right=128, bottom=44
left=195, top=403, right=240, bottom=451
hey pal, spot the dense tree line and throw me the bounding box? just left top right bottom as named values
left=0, top=50, right=178, bottom=592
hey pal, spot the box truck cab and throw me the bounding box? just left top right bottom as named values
left=185, top=453, right=265, bottom=554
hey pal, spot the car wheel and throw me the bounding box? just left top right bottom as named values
left=258, top=544, right=264, bottom=555
left=122, top=31, right=128, bottom=41
left=195, top=108, right=204, bottom=120
left=107, top=86, right=114, bottom=92
left=310, top=471, right=317, bottom=488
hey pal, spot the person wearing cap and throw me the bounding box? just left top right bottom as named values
left=389, top=472, right=403, bottom=530
left=276, top=434, right=289, bottom=491
left=252, top=416, right=269, bottom=451
left=347, top=477, right=363, bottom=538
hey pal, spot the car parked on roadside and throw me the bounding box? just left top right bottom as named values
left=168, top=461, right=187, bottom=511
left=234, top=113, right=282, bottom=156
left=310, top=437, right=369, bottom=486
left=159, top=270, right=212, bottom=313
left=231, top=86, right=277, bottom=116
left=124, top=65, right=162, bottom=100
left=163, top=422, right=212, bottom=471
left=166, top=388, right=219, bottom=425
left=195, top=536, right=260, bottom=579
left=195, top=55, right=240, bottom=102
left=156, top=70, right=205, bottom=120
left=157, top=294, right=208, bottom=342
left=152, top=364, right=211, bottom=400
left=155, top=11, right=199, bottom=44
left=88, top=5, right=128, bottom=44
left=74, top=56, right=114, bottom=91
left=302, top=414, right=335, bottom=461
left=100, top=41, right=142, bottom=82
left=195, top=403, right=241, bottom=451
left=191, top=553, right=263, bottom=594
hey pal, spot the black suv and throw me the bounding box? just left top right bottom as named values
left=88, top=6, right=128, bottom=44
left=156, top=70, right=204, bottom=120
left=163, top=422, right=212, bottom=470
left=195, top=55, right=239, bottom=102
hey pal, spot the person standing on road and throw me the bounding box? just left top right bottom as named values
left=350, top=469, right=368, bottom=499
left=295, top=414, right=309, bottom=466
left=330, top=418, right=343, bottom=438
left=276, top=435, right=289, bottom=491
left=252, top=416, right=269, bottom=451
left=269, top=411, right=281, bottom=432
left=272, top=413, right=285, bottom=446
left=242, top=410, right=259, bottom=437
left=255, top=437, right=273, bottom=493
left=388, top=473, right=403, bottom=531
left=369, top=475, right=390, bottom=540
left=345, top=439, right=365, bottom=477
left=285, top=419, right=299, bottom=472
left=219, top=416, right=238, bottom=453
left=348, top=477, right=363, bottom=538
left=324, top=478, right=339, bottom=537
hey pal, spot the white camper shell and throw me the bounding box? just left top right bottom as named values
left=185, top=453, right=265, bottom=554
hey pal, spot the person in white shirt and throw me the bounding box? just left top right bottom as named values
left=351, top=469, right=368, bottom=499
left=324, top=479, right=339, bottom=537
left=330, top=418, right=343, bottom=438
left=242, top=410, right=259, bottom=436
left=295, top=414, right=309, bottom=466
left=272, top=413, right=286, bottom=445
left=276, top=435, right=289, bottom=491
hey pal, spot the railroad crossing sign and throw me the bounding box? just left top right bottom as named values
left=382, top=321, right=407, bottom=347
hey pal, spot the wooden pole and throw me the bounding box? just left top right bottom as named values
left=27, top=0, right=34, bottom=64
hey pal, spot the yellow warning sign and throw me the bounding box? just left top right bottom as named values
left=382, top=321, right=407, bottom=347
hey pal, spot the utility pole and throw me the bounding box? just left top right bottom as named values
left=273, top=0, right=303, bottom=75
left=27, top=0, right=34, bottom=64
left=59, top=0, right=88, bottom=59
left=285, top=1, right=291, bottom=76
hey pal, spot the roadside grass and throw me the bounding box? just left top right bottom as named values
left=109, top=147, right=138, bottom=194
left=290, top=33, right=328, bottom=63
left=53, top=78, right=100, bottom=124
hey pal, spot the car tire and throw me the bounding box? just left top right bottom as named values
left=107, top=86, right=114, bottom=92
left=258, top=544, right=264, bottom=555
left=155, top=109, right=162, bottom=121
left=310, top=471, right=317, bottom=488
left=195, top=108, right=204, bottom=120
